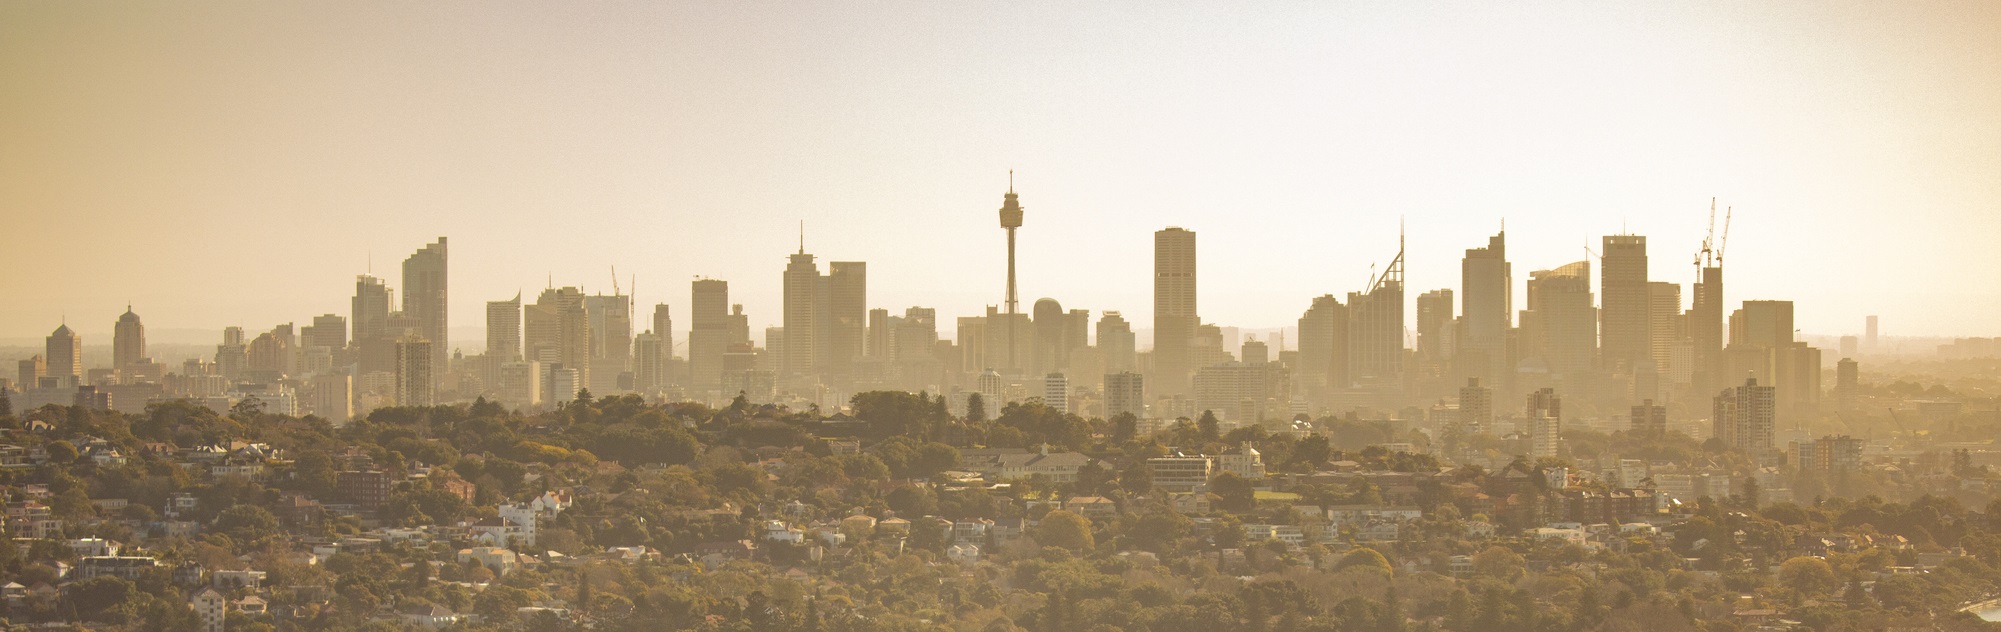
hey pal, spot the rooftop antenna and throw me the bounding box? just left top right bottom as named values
left=1009, top=169, right=1014, bottom=193
left=798, top=220, right=805, bottom=255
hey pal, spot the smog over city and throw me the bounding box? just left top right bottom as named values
left=2, top=3, right=2000, bottom=631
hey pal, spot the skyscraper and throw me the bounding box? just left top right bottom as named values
left=782, top=248, right=821, bottom=378
left=1522, top=261, right=1595, bottom=378
left=396, top=339, right=435, bottom=406
left=1647, top=281, right=1681, bottom=377
left=1297, top=294, right=1349, bottom=398
left=584, top=290, right=631, bottom=393
left=1415, top=289, right=1455, bottom=370
left=113, top=307, right=145, bottom=372
left=46, top=324, right=82, bottom=382
left=487, top=294, right=522, bottom=364
left=1460, top=231, right=1510, bottom=383
left=1714, top=377, right=1775, bottom=456
left=650, top=303, right=674, bottom=386
left=401, top=238, right=448, bottom=386
left=689, top=278, right=731, bottom=390
left=1835, top=358, right=1858, bottom=413
left=1865, top=315, right=1879, bottom=348
left=826, top=261, right=866, bottom=385
left=304, top=314, right=347, bottom=351
left=1033, top=298, right=1070, bottom=374
left=1688, top=263, right=1725, bottom=395
left=1104, top=371, right=1145, bottom=420
left=17, top=355, right=44, bottom=389
left=1458, top=378, right=1492, bottom=436
left=1526, top=387, right=1561, bottom=459
left=867, top=308, right=892, bottom=359
left=1600, top=235, right=1650, bottom=372
left=1154, top=227, right=1198, bottom=395
left=1097, top=312, right=1136, bottom=374
left=1347, top=241, right=1404, bottom=386
left=526, top=287, right=590, bottom=389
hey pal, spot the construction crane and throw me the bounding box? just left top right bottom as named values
left=1716, top=206, right=1733, bottom=266
left=1694, top=198, right=1718, bottom=272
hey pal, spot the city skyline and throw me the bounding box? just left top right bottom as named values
left=5, top=2, right=2000, bottom=341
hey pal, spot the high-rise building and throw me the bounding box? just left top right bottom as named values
left=351, top=274, right=391, bottom=344
left=650, top=303, right=673, bottom=386
left=1630, top=399, right=1667, bottom=434
left=1241, top=338, right=1269, bottom=365
left=1415, top=289, right=1455, bottom=369
left=1688, top=264, right=1725, bottom=395
left=308, top=373, right=353, bottom=423
left=525, top=287, right=591, bottom=390
left=688, top=279, right=731, bottom=390
left=17, top=355, right=44, bottom=390
left=497, top=361, right=542, bottom=410
left=1865, top=315, right=1879, bottom=349
left=826, top=261, right=867, bottom=384
left=401, top=238, right=448, bottom=386
left=1838, top=336, right=1858, bottom=359
left=1101, top=371, right=1142, bottom=420
left=1600, top=235, right=1650, bottom=373
left=113, top=307, right=145, bottom=371
left=1347, top=242, right=1404, bottom=386
left=867, top=308, right=892, bottom=358
left=304, top=314, right=347, bottom=351
left=1522, top=261, right=1595, bottom=379
left=1835, top=358, right=1858, bottom=413
left=1033, top=298, right=1071, bottom=375
left=1713, top=378, right=1775, bottom=457
left=584, top=291, right=631, bottom=393
left=1732, top=300, right=1794, bottom=349
left=1296, top=294, right=1348, bottom=397
left=1647, top=281, right=1681, bottom=375
left=1526, top=387, right=1561, bottom=458
left=1154, top=227, right=1198, bottom=395
left=487, top=294, right=523, bottom=365
left=1460, top=231, right=1511, bottom=383
left=1458, top=378, right=1492, bottom=436
left=782, top=249, right=821, bottom=378
left=395, top=339, right=435, bottom=407
left=1097, top=312, right=1136, bottom=374
left=46, top=324, right=82, bottom=381
left=633, top=332, right=665, bottom=392
left=1043, top=373, right=1070, bottom=414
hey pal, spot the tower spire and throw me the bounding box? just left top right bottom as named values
left=798, top=220, right=805, bottom=255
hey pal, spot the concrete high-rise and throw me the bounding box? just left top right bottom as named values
left=1154, top=227, right=1198, bottom=395
left=46, top=324, right=82, bottom=382
left=1458, top=378, right=1492, bottom=436
left=1033, top=298, right=1070, bottom=375
left=17, top=355, right=44, bottom=390
left=1097, top=312, right=1136, bottom=374
left=867, top=308, right=892, bottom=359
left=826, top=261, right=866, bottom=385
left=1104, top=371, right=1145, bottom=420
left=525, top=287, right=590, bottom=390
left=304, top=314, right=347, bottom=351
left=1460, top=231, right=1510, bottom=383
left=650, top=303, right=673, bottom=386
left=112, top=307, right=145, bottom=372
left=1688, top=264, right=1725, bottom=394
left=1835, top=358, right=1859, bottom=413
left=688, top=279, right=731, bottom=390
left=1865, top=315, right=1879, bottom=348
left=1415, top=289, right=1454, bottom=370
left=395, top=339, right=435, bottom=406
left=1525, top=387, right=1561, bottom=459
left=1714, top=377, right=1775, bottom=457
left=487, top=294, right=523, bottom=364
left=782, top=249, right=821, bottom=378
left=1296, top=294, right=1349, bottom=397
left=584, top=290, right=631, bottom=393
left=1347, top=242, right=1404, bottom=386
left=1522, top=261, right=1595, bottom=379
left=401, top=238, right=448, bottom=386
left=1647, top=281, right=1682, bottom=377
left=1600, top=235, right=1650, bottom=372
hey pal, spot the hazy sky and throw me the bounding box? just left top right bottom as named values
left=4, top=1, right=1998, bottom=349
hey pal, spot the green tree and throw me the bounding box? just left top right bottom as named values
left=1198, top=411, right=1222, bottom=441
left=45, top=440, right=78, bottom=465
left=1211, top=472, right=1256, bottom=512
left=1471, top=545, right=1525, bottom=581
left=1334, top=547, right=1392, bottom=573
left=213, top=505, right=280, bottom=543
left=1778, top=556, right=1838, bottom=596
left=1034, top=510, right=1094, bottom=552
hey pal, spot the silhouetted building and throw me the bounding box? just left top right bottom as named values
left=1600, top=235, right=1650, bottom=373
left=402, top=238, right=448, bottom=388
left=1154, top=227, right=1198, bottom=396
left=1460, top=231, right=1510, bottom=383
left=46, top=324, right=82, bottom=382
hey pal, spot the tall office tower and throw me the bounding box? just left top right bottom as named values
left=867, top=308, right=892, bottom=358
left=1865, top=316, right=1878, bottom=348
left=895, top=308, right=938, bottom=362
left=1458, top=378, right=1492, bottom=436
left=395, top=339, right=435, bottom=406
left=1347, top=241, right=1404, bottom=385
left=308, top=373, right=353, bottom=423
left=1838, top=336, right=1858, bottom=359
left=584, top=290, right=631, bottom=393
left=18, top=355, right=44, bottom=389
left=1105, top=371, right=1145, bottom=419
left=1688, top=263, right=1725, bottom=394
left=112, top=307, right=145, bottom=371
left=826, top=261, right=866, bottom=384
left=497, top=361, right=543, bottom=409
left=1415, top=289, right=1455, bottom=369
left=727, top=305, right=750, bottom=345
left=1043, top=373, right=1070, bottom=414
left=247, top=328, right=296, bottom=377
left=650, top=304, right=673, bottom=385
left=1097, top=312, right=1137, bottom=373
left=633, top=332, right=665, bottom=391
left=351, top=274, right=392, bottom=343
left=216, top=327, right=248, bottom=379
left=1241, top=338, right=1269, bottom=365
left=401, top=238, right=448, bottom=385
left=1033, top=298, right=1070, bottom=374
left=1525, top=387, right=1561, bottom=458
left=1521, top=261, right=1595, bottom=379
left=688, top=279, right=731, bottom=389
left=956, top=316, right=988, bottom=372
left=46, top=324, right=82, bottom=381
left=1600, top=235, right=1650, bottom=372
left=1647, top=282, right=1682, bottom=376
left=1631, top=399, right=1667, bottom=434
left=304, top=314, right=347, bottom=351
left=1713, top=378, right=1775, bottom=456
left=525, top=287, right=591, bottom=389
left=996, top=177, right=1027, bottom=374
left=487, top=294, right=523, bottom=364
left=1296, top=295, right=1349, bottom=396
left=762, top=327, right=786, bottom=372
left=1732, top=300, right=1794, bottom=349
left=1154, top=227, right=1198, bottom=395
left=1460, top=231, right=1510, bottom=382
left=1835, top=358, right=1858, bottom=413
left=782, top=248, right=821, bottom=378
left=983, top=306, right=1034, bottom=374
